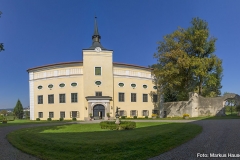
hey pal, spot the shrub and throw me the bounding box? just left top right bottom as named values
left=121, top=116, right=126, bottom=119
left=2, top=117, right=7, bottom=123
left=59, top=117, right=64, bottom=121
left=36, top=118, right=40, bottom=121
left=100, top=121, right=136, bottom=130
left=47, top=118, right=52, bottom=121
left=152, top=113, right=157, bottom=117
left=7, top=116, right=15, bottom=121
left=145, top=116, right=148, bottom=119
left=107, top=113, right=110, bottom=118
left=72, top=117, right=77, bottom=121
left=236, top=105, right=240, bottom=112
left=183, top=114, right=190, bottom=118
left=133, top=116, right=137, bottom=119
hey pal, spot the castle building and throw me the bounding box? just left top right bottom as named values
left=27, top=18, right=159, bottom=120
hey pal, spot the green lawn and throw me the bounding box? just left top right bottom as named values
left=0, top=119, right=71, bottom=128
left=7, top=122, right=202, bottom=160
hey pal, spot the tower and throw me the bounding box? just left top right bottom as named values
left=82, top=17, right=113, bottom=120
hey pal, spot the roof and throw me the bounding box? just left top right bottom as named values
left=27, top=61, right=83, bottom=72
left=27, top=61, right=152, bottom=72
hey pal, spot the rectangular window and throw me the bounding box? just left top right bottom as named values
left=142, top=110, right=149, bottom=116
left=143, top=94, right=148, bottom=102
left=95, top=67, right=101, bottom=75
left=119, top=110, right=126, bottom=116
left=49, top=112, right=54, bottom=118
left=119, top=93, right=125, bottom=102
left=60, top=111, right=65, bottom=118
left=130, top=110, right=137, bottom=116
left=38, top=112, right=43, bottom=118
left=38, top=95, right=43, bottom=104
left=59, top=94, right=66, bottom=103
left=95, top=92, right=102, bottom=96
left=153, top=94, right=158, bottom=102
left=152, top=110, right=159, bottom=115
left=71, top=93, right=78, bottom=103
left=131, top=93, right=136, bottom=102
left=70, top=111, right=79, bottom=118
left=48, top=94, right=54, bottom=104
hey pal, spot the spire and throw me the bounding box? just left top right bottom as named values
left=88, top=16, right=108, bottom=50
left=93, top=16, right=100, bottom=36
left=92, top=16, right=101, bottom=42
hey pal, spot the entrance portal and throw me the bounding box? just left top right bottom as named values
left=93, top=104, right=105, bottom=120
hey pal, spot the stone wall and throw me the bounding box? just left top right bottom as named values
left=163, top=92, right=239, bottom=117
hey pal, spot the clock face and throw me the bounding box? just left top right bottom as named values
left=95, top=47, right=102, bottom=52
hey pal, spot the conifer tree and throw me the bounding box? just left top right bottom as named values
left=14, top=99, right=24, bottom=119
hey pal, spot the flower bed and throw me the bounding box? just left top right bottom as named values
left=100, top=121, right=136, bottom=130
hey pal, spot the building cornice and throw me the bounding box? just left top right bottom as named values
left=86, top=96, right=112, bottom=101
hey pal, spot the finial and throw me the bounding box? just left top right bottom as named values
left=93, top=16, right=99, bottom=36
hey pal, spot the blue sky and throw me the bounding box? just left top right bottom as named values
left=0, top=0, right=240, bottom=109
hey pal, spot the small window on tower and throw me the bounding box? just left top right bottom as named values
left=95, top=92, right=102, bottom=96
left=95, top=67, right=101, bottom=75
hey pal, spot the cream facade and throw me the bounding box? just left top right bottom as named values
left=27, top=18, right=160, bottom=120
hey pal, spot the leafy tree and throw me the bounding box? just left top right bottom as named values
left=153, top=17, right=223, bottom=101
left=14, top=99, right=24, bottom=119
left=223, top=92, right=236, bottom=114
left=0, top=110, right=7, bottom=116
left=0, top=11, right=4, bottom=52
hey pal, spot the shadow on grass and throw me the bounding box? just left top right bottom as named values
left=7, top=122, right=202, bottom=160
left=0, top=120, right=72, bottom=128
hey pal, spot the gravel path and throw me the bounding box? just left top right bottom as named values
left=1, top=120, right=240, bottom=160
left=150, top=119, right=240, bottom=160
left=0, top=122, right=70, bottom=160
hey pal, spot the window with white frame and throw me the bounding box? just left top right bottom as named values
left=60, top=111, right=65, bottom=118
left=142, top=110, right=149, bottom=116
left=95, top=67, right=101, bottom=75
left=131, top=93, right=136, bottom=102
left=38, top=112, right=43, bottom=118
left=49, top=112, right=54, bottom=118
left=130, top=110, right=137, bottom=116
left=48, top=94, right=54, bottom=104
left=70, top=111, right=79, bottom=118
left=119, top=93, right=125, bottom=102
left=119, top=110, right=126, bottom=116
left=143, top=94, right=148, bottom=102
left=38, top=95, right=43, bottom=104
left=95, top=92, right=102, bottom=96
left=59, top=94, right=65, bottom=103
left=71, top=93, right=78, bottom=103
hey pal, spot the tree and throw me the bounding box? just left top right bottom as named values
left=14, top=99, right=24, bottom=119
left=0, top=11, right=4, bottom=52
left=153, top=17, right=223, bottom=101
left=0, top=110, right=7, bottom=116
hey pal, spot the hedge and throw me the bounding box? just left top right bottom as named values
left=100, top=121, right=136, bottom=130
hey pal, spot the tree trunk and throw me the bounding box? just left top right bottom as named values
left=199, top=77, right=202, bottom=95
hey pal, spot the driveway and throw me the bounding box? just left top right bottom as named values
left=1, top=120, right=240, bottom=160
left=150, top=119, right=240, bottom=160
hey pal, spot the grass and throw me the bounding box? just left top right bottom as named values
left=0, top=119, right=72, bottom=128
left=7, top=122, right=202, bottom=160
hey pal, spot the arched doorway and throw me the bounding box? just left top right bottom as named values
left=93, top=104, right=105, bottom=120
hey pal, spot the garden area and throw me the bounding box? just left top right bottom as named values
left=7, top=122, right=202, bottom=160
